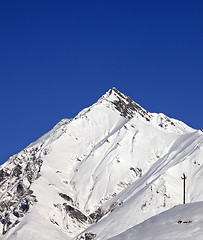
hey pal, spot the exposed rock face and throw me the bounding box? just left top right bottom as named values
left=89, top=208, right=104, bottom=223
left=59, top=193, right=74, bottom=204
left=64, top=204, right=88, bottom=223
left=107, top=88, right=151, bottom=121
left=0, top=146, right=43, bottom=235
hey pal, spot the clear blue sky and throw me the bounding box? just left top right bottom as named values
left=0, top=1, right=202, bottom=164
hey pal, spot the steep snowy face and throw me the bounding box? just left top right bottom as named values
left=76, top=130, right=203, bottom=240
left=0, top=88, right=200, bottom=240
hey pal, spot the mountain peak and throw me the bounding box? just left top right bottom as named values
left=102, top=87, right=151, bottom=120
left=105, top=87, right=127, bottom=100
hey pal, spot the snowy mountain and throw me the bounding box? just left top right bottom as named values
left=0, top=88, right=202, bottom=240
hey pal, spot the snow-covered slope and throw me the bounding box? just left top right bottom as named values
left=0, top=88, right=202, bottom=240
left=108, top=201, right=203, bottom=240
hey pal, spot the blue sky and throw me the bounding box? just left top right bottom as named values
left=0, top=1, right=202, bottom=164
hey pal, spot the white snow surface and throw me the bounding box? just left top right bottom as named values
left=0, top=88, right=202, bottom=240
left=108, top=201, right=203, bottom=240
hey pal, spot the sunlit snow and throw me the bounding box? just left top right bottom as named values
left=0, top=88, right=202, bottom=240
